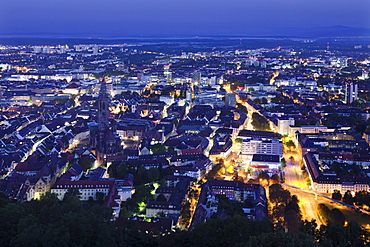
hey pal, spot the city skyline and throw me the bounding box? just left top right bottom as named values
left=1, top=0, right=370, bottom=37
left=1, top=1, right=370, bottom=245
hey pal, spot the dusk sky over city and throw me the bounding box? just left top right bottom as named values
left=1, top=0, right=370, bottom=37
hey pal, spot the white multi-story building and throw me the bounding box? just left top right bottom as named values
left=344, top=82, right=358, bottom=104
left=241, top=138, right=283, bottom=157
left=51, top=180, right=115, bottom=201
left=0, top=63, right=12, bottom=71
left=244, top=83, right=276, bottom=92
left=304, top=153, right=369, bottom=193
left=288, top=125, right=328, bottom=138
left=277, top=118, right=295, bottom=135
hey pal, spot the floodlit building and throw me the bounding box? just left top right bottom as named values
left=277, top=118, right=295, bottom=135
left=250, top=154, right=281, bottom=170
left=344, top=82, right=358, bottom=104
left=303, top=153, right=370, bottom=193
left=241, top=139, right=283, bottom=157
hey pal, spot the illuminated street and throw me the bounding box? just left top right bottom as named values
left=280, top=161, right=322, bottom=224
left=283, top=162, right=370, bottom=227
left=282, top=183, right=326, bottom=225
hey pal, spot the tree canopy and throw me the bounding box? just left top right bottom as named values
left=251, top=112, right=271, bottom=131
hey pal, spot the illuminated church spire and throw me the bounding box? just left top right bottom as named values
left=97, top=76, right=110, bottom=125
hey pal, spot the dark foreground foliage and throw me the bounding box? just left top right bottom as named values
left=0, top=194, right=368, bottom=247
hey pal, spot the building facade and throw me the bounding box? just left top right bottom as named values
left=344, top=82, right=358, bottom=104
left=241, top=139, right=283, bottom=157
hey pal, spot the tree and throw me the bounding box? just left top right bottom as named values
left=254, top=98, right=262, bottom=104
left=0, top=191, right=134, bottom=247
left=343, top=190, right=353, bottom=205
left=145, top=168, right=159, bottom=182
left=270, top=174, right=280, bottom=185
left=63, top=188, right=81, bottom=203
left=205, top=161, right=225, bottom=180
left=248, top=231, right=317, bottom=247
left=331, top=161, right=342, bottom=175
left=331, top=190, right=342, bottom=201
left=280, top=158, right=287, bottom=167
left=272, top=204, right=286, bottom=222
left=234, top=138, right=243, bottom=144
left=286, top=195, right=300, bottom=215
left=151, top=143, right=167, bottom=153
left=179, top=202, right=191, bottom=227
left=156, top=194, right=167, bottom=202
left=284, top=210, right=301, bottom=233
left=299, top=219, right=318, bottom=236
left=251, top=112, right=270, bottom=131
left=142, top=89, right=151, bottom=96
left=329, top=208, right=345, bottom=226
left=119, top=206, right=131, bottom=219
left=316, top=222, right=370, bottom=247
left=285, top=140, right=296, bottom=150
left=116, top=162, right=128, bottom=179
left=317, top=204, right=331, bottom=224
left=170, top=119, right=179, bottom=126
left=257, top=171, right=270, bottom=186
left=0, top=192, right=9, bottom=207
left=107, top=163, right=117, bottom=178
left=353, top=190, right=370, bottom=208
left=236, top=103, right=248, bottom=114
left=96, top=192, right=105, bottom=204
left=269, top=184, right=291, bottom=206
left=78, top=156, right=93, bottom=172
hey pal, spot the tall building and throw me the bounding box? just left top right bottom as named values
left=90, top=77, right=122, bottom=163
left=344, top=82, right=358, bottom=104
left=225, top=93, right=236, bottom=107
left=210, top=76, right=217, bottom=86
left=192, top=72, right=201, bottom=85
left=92, top=45, right=99, bottom=55
left=164, top=65, right=172, bottom=82
left=186, top=88, right=193, bottom=101
left=277, top=118, right=295, bottom=135
left=33, top=46, right=42, bottom=53
left=42, top=46, right=51, bottom=54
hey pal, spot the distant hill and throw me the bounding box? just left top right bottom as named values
left=247, top=26, right=370, bottom=38
left=0, top=26, right=369, bottom=41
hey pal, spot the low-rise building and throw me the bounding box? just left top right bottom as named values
left=173, top=159, right=213, bottom=180
left=190, top=180, right=268, bottom=228
left=250, top=154, right=281, bottom=170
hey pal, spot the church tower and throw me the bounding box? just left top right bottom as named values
left=90, top=77, right=122, bottom=164
left=97, top=77, right=110, bottom=126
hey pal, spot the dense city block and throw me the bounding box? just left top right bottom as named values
left=1, top=38, right=370, bottom=245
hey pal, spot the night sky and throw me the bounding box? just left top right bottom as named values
left=1, top=0, right=370, bottom=37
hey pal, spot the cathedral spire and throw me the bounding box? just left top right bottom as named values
left=97, top=76, right=110, bottom=125
left=98, top=76, right=110, bottom=99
